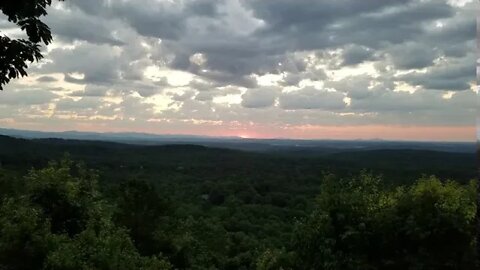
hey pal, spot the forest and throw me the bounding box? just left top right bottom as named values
left=0, top=0, right=477, bottom=269
left=0, top=135, right=477, bottom=269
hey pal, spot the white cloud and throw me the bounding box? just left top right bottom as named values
left=0, top=0, right=474, bottom=139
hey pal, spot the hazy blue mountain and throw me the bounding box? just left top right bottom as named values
left=0, top=127, right=474, bottom=153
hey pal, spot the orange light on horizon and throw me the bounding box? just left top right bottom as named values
left=0, top=122, right=475, bottom=142
left=238, top=134, right=249, bottom=139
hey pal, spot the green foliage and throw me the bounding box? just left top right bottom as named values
left=0, top=158, right=171, bottom=270
left=0, top=169, right=20, bottom=200
left=0, top=1, right=63, bottom=90
left=45, top=221, right=171, bottom=270
left=0, top=135, right=474, bottom=185
left=0, top=142, right=476, bottom=269
left=292, top=173, right=477, bottom=270
left=0, top=198, right=52, bottom=270
left=386, top=177, right=476, bottom=269
left=114, top=179, right=170, bottom=256
left=255, top=249, right=294, bottom=270
left=25, top=158, right=99, bottom=236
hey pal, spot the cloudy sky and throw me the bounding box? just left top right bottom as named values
left=0, top=0, right=476, bottom=141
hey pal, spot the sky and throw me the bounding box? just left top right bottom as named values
left=0, top=0, right=476, bottom=141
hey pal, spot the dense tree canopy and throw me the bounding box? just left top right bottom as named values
left=292, top=173, right=476, bottom=269
left=0, top=159, right=171, bottom=270
left=0, top=0, right=61, bottom=90
left=0, top=155, right=476, bottom=269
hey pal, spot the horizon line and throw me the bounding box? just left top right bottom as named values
left=0, top=127, right=475, bottom=144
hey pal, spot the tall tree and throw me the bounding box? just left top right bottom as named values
left=0, top=0, right=62, bottom=90
left=114, top=179, right=170, bottom=256
left=477, top=146, right=480, bottom=267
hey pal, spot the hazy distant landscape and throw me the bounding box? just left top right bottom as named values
left=0, top=132, right=476, bottom=269
left=0, top=0, right=477, bottom=269
left=0, top=127, right=474, bottom=153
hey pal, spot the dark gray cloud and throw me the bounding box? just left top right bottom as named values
left=241, top=87, right=278, bottom=108
left=112, top=3, right=186, bottom=40
left=0, top=0, right=474, bottom=135
left=56, top=97, right=103, bottom=111
left=388, top=43, right=438, bottom=70
left=194, top=87, right=241, bottom=102
left=246, top=0, right=411, bottom=37
left=279, top=87, right=346, bottom=110
left=324, top=75, right=387, bottom=100
left=46, top=8, right=124, bottom=46
left=69, top=0, right=221, bottom=40
left=40, top=43, right=121, bottom=84
left=170, top=91, right=196, bottom=102
left=189, top=79, right=217, bottom=92
left=36, top=76, right=58, bottom=83
left=70, top=85, right=110, bottom=97
left=0, top=89, right=58, bottom=105
left=194, top=91, right=216, bottom=102
left=51, top=0, right=472, bottom=90
left=399, top=55, right=475, bottom=91
left=331, top=0, right=454, bottom=48
left=341, top=45, right=375, bottom=66
left=186, top=0, right=221, bottom=17
left=427, top=1, right=475, bottom=45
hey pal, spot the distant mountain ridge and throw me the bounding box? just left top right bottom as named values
left=0, top=127, right=475, bottom=153
left=0, top=127, right=239, bottom=141
left=0, top=134, right=475, bottom=184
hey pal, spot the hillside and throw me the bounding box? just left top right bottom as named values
left=0, top=135, right=475, bottom=185
left=0, top=135, right=476, bottom=269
